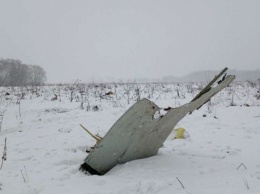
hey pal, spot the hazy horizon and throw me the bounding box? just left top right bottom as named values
left=1, top=0, right=260, bottom=83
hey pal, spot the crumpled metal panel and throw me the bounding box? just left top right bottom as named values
left=84, top=99, right=159, bottom=174
left=82, top=75, right=235, bottom=175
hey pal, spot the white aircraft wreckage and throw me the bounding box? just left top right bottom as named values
left=80, top=68, right=235, bottom=175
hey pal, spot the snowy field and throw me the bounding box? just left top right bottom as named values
left=0, top=81, right=260, bottom=194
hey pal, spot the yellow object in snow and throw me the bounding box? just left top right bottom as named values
left=175, top=128, right=185, bottom=139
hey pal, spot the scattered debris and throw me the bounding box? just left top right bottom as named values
left=105, top=91, right=113, bottom=96
left=92, top=106, right=99, bottom=111
left=174, top=128, right=186, bottom=139
left=176, top=177, right=185, bottom=189
left=51, top=94, right=58, bottom=101
left=80, top=124, right=102, bottom=145
left=237, top=163, right=247, bottom=170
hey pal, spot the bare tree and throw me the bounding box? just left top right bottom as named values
left=28, top=65, right=46, bottom=86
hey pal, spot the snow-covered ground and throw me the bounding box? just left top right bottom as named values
left=0, top=82, right=259, bottom=194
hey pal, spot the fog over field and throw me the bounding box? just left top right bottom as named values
left=1, top=0, right=260, bottom=83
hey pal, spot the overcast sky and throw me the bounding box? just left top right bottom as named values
left=0, top=0, right=259, bottom=83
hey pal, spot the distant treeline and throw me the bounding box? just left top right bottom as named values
left=0, top=58, right=46, bottom=86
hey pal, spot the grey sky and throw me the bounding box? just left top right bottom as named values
left=1, top=0, right=260, bottom=83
